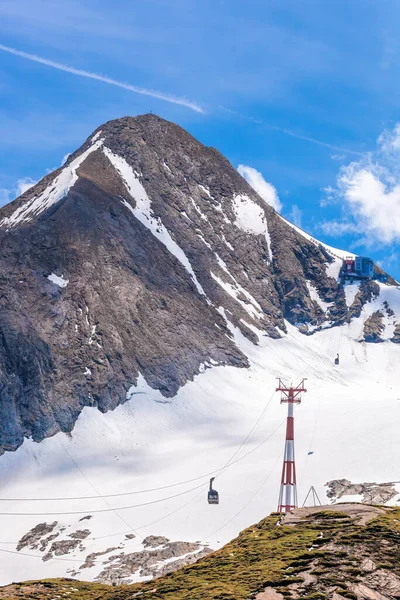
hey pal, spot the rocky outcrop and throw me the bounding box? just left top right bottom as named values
left=348, top=279, right=380, bottom=320
left=326, top=478, right=399, bottom=504
left=391, top=323, right=400, bottom=344
left=94, top=540, right=213, bottom=585
left=363, top=311, right=385, bottom=342
left=16, top=522, right=59, bottom=551
left=16, top=520, right=212, bottom=583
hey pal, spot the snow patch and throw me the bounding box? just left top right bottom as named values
left=91, top=131, right=103, bottom=143
left=198, top=184, right=213, bottom=199
left=190, top=198, right=208, bottom=221
left=344, top=282, right=360, bottom=307
left=1, top=139, right=104, bottom=229
left=47, top=273, right=69, bottom=288
left=232, top=194, right=272, bottom=260
left=326, top=257, right=342, bottom=280
left=103, top=148, right=207, bottom=299
left=306, top=282, right=332, bottom=313
left=211, top=271, right=264, bottom=320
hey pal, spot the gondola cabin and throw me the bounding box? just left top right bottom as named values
left=208, top=477, right=219, bottom=504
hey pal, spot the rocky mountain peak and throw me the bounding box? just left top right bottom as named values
left=0, top=114, right=397, bottom=453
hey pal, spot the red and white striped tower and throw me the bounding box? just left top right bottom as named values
left=276, top=379, right=307, bottom=513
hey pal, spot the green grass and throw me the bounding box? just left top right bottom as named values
left=1, top=507, right=399, bottom=600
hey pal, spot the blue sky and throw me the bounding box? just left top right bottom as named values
left=0, top=0, right=399, bottom=279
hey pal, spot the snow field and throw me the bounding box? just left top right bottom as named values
left=0, top=299, right=399, bottom=584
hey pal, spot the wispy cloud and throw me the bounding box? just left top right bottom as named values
left=0, top=177, right=38, bottom=208
left=0, top=44, right=204, bottom=113
left=220, top=106, right=361, bottom=156
left=16, top=177, right=37, bottom=195
left=274, top=127, right=363, bottom=156
left=238, top=164, right=282, bottom=211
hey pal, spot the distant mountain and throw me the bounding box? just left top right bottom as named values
left=0, top=114, right=396, bottom=454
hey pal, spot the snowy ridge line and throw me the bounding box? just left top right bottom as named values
left=278, top=213, right=353, bottom=261
left=103, top=147, right=208, bottom=299
left=0, top=139, right=104, bottom=229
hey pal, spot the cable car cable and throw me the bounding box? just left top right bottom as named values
left=0, top=393, right=278, bottom=503
left=200, top=451, right=283, bottom=544
left=0, top=482, right=207, bottom=516
left=0, top=419, right=286, bottom=542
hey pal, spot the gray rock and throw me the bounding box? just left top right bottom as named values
left=326, top=478, right=398, bottom=505
left=363, top=311, right=385, bottom=343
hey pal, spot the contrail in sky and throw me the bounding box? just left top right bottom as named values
left=220, top=106, right=363, bottom=156
left=1, top=43, right=363, bottom=155
left=0, top=43, right=204, bottom=114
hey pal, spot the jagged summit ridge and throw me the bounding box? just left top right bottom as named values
left=0, top=114, right=398, bottom=454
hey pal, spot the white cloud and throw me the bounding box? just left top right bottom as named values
left=321, top=123, right=400, bottom=245
left=16, top=177, right=37, bottom=195
left=237, top=164, right=282, bottom=212
left=0, top=178, right=38, bottom=208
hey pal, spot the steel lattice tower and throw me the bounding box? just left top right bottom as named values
left=276, top=379, right=307, bottom=513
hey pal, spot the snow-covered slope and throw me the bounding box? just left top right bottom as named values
left=0, top=292, right=399, bottom=584
left=0, top=114, right=398, bottom=586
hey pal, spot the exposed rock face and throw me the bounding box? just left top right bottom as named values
left=0, top=114, right=393, bottom=453
left=142, top=535, right=169, bottom=548
left=16, top=521, right=58, bottom=551
left=348, top=279, right=380, bottom=320
left=94, top=540, right=212, bottom=585
left=16, top=520, right=212, bottom=582
left=326, top=478, right=399, bottom=505
left=391, top=323, right=400, bottom=344
left=363, top=311, right=385, bottom=343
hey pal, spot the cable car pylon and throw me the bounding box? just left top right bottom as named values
left=276, top=378, right=307, bottom=513
left=302, top=485, right=322, bottom=508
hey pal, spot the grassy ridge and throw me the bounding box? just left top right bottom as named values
left=1, top=506, right=399, bottom=600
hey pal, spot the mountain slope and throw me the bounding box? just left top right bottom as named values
left=0, top=113, right=371, bottom=454
left=2, top=504, right=400, bottom=599
left=0, top=114, right=399, bottom=588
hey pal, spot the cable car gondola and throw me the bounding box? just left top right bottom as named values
left=208, top=477, right=219, bottom=505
